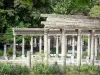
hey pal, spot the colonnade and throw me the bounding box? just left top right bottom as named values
left=43, top=29, right=98, bottom=66
left=10, top=29, right=99, bottom=66
left=12, top=35, right=43, bottom=59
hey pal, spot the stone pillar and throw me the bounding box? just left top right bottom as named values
left=77, top=30, right=81, bottom=66
left=22, top=35, right=25, bottom=58
left=48, top=36, right=50, bottom=57
left=87, top=35, right=91, bottom=64
left=61, top=29, right=66, bottom=69
left=71, top=35, right=75, bottom=64
left=34, top=38, right=37, bottom=47
left=13, top=35, right=16, bottom=59
left=56, top=35, right=59, bottom=57
left=30, top=36, right=33, bottom=57
left=81, top=35, right=83, bottom=63
left=39, top=36, right=42, bottom=53
left=90, top=30, right=95, bottom=65
left=4, top=44, right=8, bottom=60
left=44, top=28, right=48, bottom=64
left=95, top=35, right=97, bottom=60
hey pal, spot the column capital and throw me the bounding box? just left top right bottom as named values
left=77, top=29, right=81, bottom=33
left=91, top=30, right=95, bottom=34
left=44, top=28, right=49, bottom=33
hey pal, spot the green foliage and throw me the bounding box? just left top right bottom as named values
left=0, top=50, right=3, bottom=56
left=33, top=62, right=63, bottom=74
left=0, top=0, right=99, bottom=46
left=7, top=47, right=21, bottom=58
left=53, top=0, right=77, bottom=14
left=0, top=64, right=30, bottom=75
left=7, top=46, right=13, bottom=57
left=66, top=65, right=99, bottom=75
left=89, top=5, right=100, bottom=18
left=95, top=0, right=100, bottom=5
left=53, top=0, right=90, bottom=15
left=83, top=51, right=88, bottom=58
left=34, top=52, right=44, bottom=64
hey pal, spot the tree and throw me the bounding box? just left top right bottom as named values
left=52, top=0, right=91, bottom=15
left=89, top=0, right=100, bottom=18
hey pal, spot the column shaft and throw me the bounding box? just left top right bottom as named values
left=31, top=36, right=33, bottom=57
left=81, top=36, right=83, bottom=62
left=95, top=35, right=97, bottom=60
left=39, top=36, right=42, bottom=53
left=13, top=35, right=16, bottom=59
left=77, top=30, right=81, bottom=66
left=48, top=36, right=50, bottom=56
left=87, top=35, right=91, bottom=63
left=61, top=29, right=66, bottom=66
left=90, top=30, right=95, bottom=65
left=34, top=38, right=37, bottom=47
left=56, top=35, right=59, bottom=57
left=22, top=35, right=25, bottom=58
left=4, top=44, right=7, bottom=59
left=44, top=29, right=48, bottom=64
left=71, top=35, right=75, bottom=63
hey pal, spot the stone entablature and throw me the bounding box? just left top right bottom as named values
left=41, top=14, right=100, bottom=29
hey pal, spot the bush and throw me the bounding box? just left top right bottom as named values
left=33, top=62, right=63, bottom=74
left=89, top=5, right=100, bottom=18
left=66, top=65, right=100, bottom=75
left=7, top=47, right=22, bottom=58
left=0, top=50, right=3, bottom=56
left=7, top=47, right=13, bottom=57
left=0, top=63, right=30, bottom=75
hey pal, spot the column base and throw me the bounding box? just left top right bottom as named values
left=4, top=56, right=8, bottom=60
left=62, top=56, right=66, bottom=66
left=22, top=55, right=25, bottom=59
left=90, top=59, right=94, bottom=65
left=56, top=54, right=59, bottom=58
left=71, top=55, right=74, bottom=64
left=86, top=56, right=90, bottom=64
left=31, top=54, right=34, bottom=58
left=13, top=55, right=16, bottom=59
left=94, top=56, right=97, bottom=60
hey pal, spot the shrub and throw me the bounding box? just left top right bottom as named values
left=66, top=65, right=99, bottom=75
left=7, top=47, right=13, bottom=57
left=7, top=47, right=22, bottom=58
left=0, top=50, right=3, bottom=56
left=33, top=62, right=63, bottom=74
left=89, top=5, right=100, bottom=18
left=0, top=63, right=30, bottom=75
